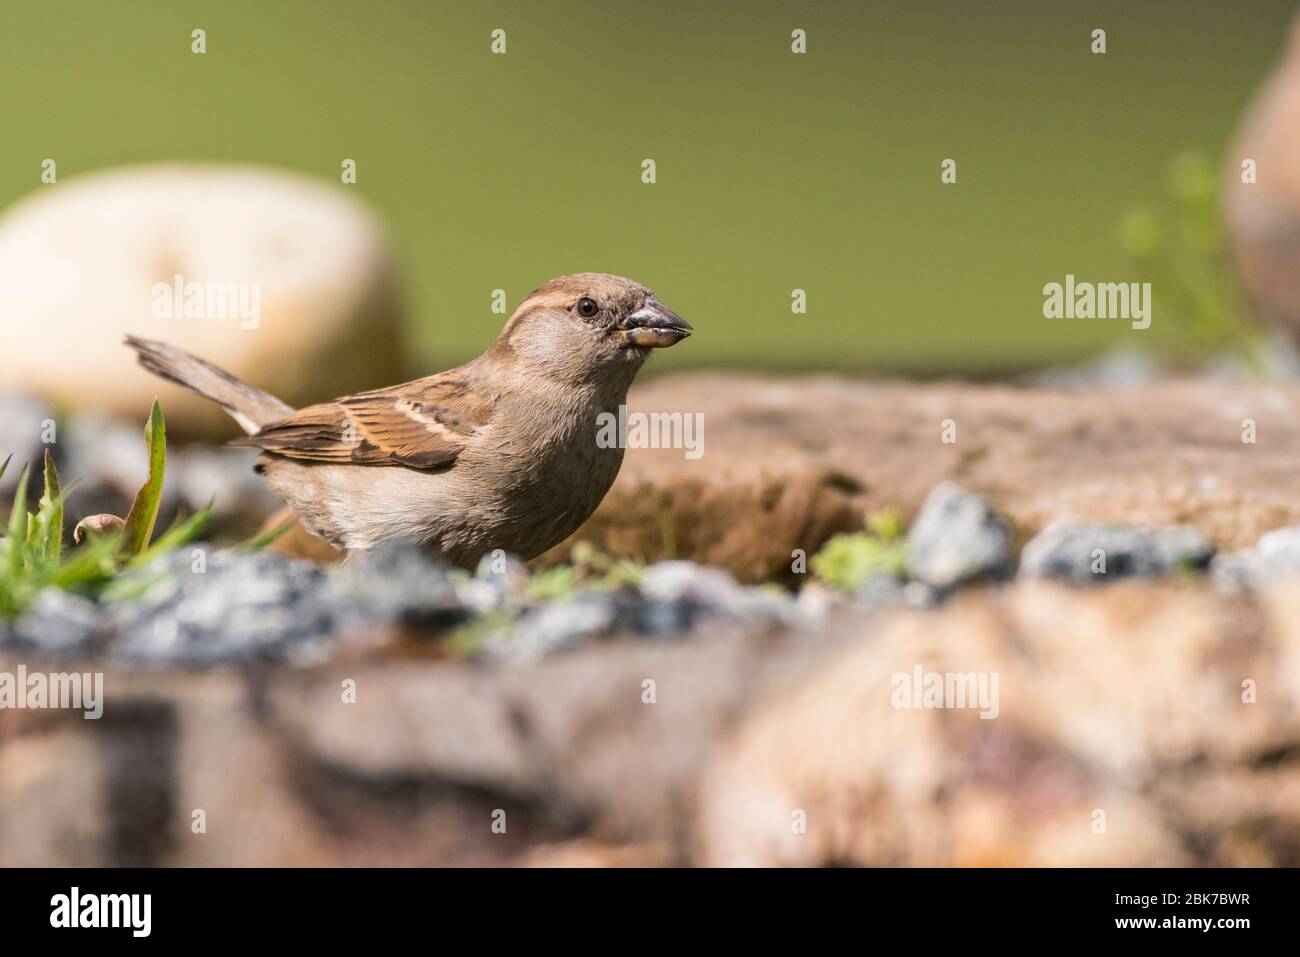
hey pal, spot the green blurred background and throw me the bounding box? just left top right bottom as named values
left=0, top=0, right=1290, bottom=375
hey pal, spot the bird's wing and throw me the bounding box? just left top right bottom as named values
left=228, top=375, right=494, bottom=469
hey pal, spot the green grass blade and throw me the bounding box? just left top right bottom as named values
left=0, top=452, right=11, bottom=483
left=32, top=449, right=63, bottom=565
left=48, top=532, right=121, bottom=591
left=134, top=500, right=213, bottom=566
left=237, top=515, right=296, bottom=553
left=119, top=400, right=166, bottom=557
left=7, top=463, right=30, bottom=546
left=5, top=463, right=31, bottom=584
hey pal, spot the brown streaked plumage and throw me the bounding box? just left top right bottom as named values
left=125, top=273, right=691, bottom=566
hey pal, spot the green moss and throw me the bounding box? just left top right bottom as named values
left=445, top=610, right=512, bottom=657
left=811, top=506, right=909, bottom=591
left=527, top=542, right=644, bottom=601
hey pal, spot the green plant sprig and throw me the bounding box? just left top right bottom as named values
left=810, top=506, right=909, bottom=591
left=0, top=401, right=211, bottom=620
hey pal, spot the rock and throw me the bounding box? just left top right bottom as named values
left=901, top=581, right=937, bottom=607
left=476, top=560, right=808, bottom=664
left=482, top=591, right=645, bottom=662
left=537, top=374, right=1300, bottom=582
left=905, top=482, right=1012, bottom=590
left=633, top=594, right=698, bottom=636
left=107, top=549, right=342, bottom=666
left=1258, top=524, right=1300, bottom=560
left=333, top=542, right=467, bottom=632
left=8, top=575, right=1300, bottom=866
left=639, top=560, right=794, bottom=626
left=474, top=550, right=531, bottom=588
left=696, top=579, right=1300, bottom=866
left=465, top=550, right=532, bottom=613
left=796, top=581, right=841, bottom=623
left=1210, top=551, right=1266, bottom=591
left=6, top=590, right=102, bottom=657
left=1212, top=524, right=1300, bottom=589
left=639, top=560, right=737, bottom=605
left=854, top=571, right=906, bottom=607
left=855, top=576, right=936, bottom=611
left=1019, top=523, right=1214, bottom=583
left=0, top=163, right=403, bottom=437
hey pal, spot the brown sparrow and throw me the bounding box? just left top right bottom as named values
left=126, top=273, right=691, bottom=565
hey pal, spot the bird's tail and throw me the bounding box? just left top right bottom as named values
left=123, top=335, right=294, bottom=435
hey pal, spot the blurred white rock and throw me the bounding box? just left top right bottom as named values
left=0, top=163, right=404, bottom=436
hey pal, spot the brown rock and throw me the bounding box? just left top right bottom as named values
left=541, top=374, right=1300, bottom=579
left=696, top=579, right=1300, bottom=866
left=6, top=576, right=1300, bottom=866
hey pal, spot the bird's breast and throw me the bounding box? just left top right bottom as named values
left=444, top=394, right=628, bottom=557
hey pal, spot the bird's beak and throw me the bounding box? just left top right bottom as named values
left=621, top=302, right=693, bottom=348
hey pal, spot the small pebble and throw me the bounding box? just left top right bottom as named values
left=1020, top=523, right=1213, bottom=583
left=906, top=483, right=1013, bottom=590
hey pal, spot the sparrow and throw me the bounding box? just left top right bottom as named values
left=125, top=273, right=691, bottom=566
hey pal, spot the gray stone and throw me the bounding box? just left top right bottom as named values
left=1210, top=525, right=1300, bottom=590
left=1257, top=525, right=1300, bottom=561
left=640, top=561, right=741, bottom=605
left=7, top=589, right=102, bottom=657
left=796, top=581, right=841, bottom=624
left=463, top=550, right=531, bottom=613
left=484, top=591, right=645, bottom=662
left=1020, top=523, right=1214, bottom=583
left=853, top=571, right=905, bottom=608
left=852, top=573, right=936, bottom=616
left=480, top=560, right=809, bottom=663
left=901, top=581, right=938, bottom=608
left=108, top=548, right=341, bottom=665
left=474, top=550, right=531, bottom=588
left=639, top=560, right=798, bottom=626
left=333, top=542, right=467, bottom=631
left=634, top=595, right=697, bottom=635
left=905, top=483, right=1013, bottom=590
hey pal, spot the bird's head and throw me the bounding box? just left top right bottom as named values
left=493, top=273, right=691, bottom=384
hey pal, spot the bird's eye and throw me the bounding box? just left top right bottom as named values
left=575, top=296, right=599, bottom=319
